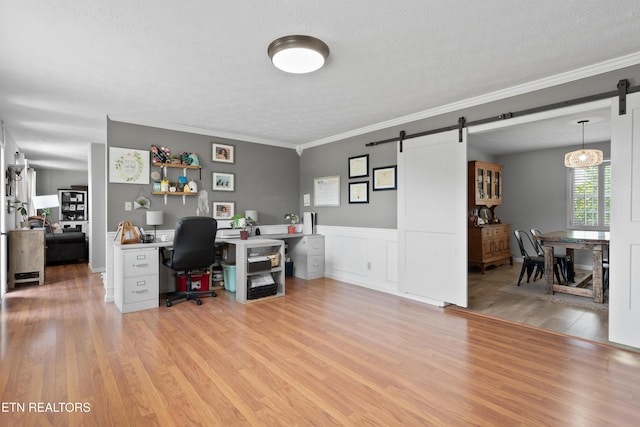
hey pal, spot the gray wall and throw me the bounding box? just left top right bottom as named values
left=106, top=119, right=300, bottom=230
left=300, top=133, right=397, bottom=228
left=89, top=143, right=106, bottom=271
left=496, top=141, right=610, bottom=265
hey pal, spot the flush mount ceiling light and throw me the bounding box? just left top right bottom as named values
left=268, top=35, right=329, bottom=74
left=564, top=120, right=603, bottom=168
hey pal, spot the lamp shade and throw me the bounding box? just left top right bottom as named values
left=564, top=119, right=603, bottom=168
left=245, top=210, right=258, bottom=223
left=32, top=194, right=60, bottom=209
left=146, top=211, right=164, bottom=226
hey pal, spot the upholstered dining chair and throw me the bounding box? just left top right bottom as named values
left=162, top=216, right=218, bottom=307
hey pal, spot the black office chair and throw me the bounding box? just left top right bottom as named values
left=162, top=216, right=218, bottom=307
left=530, top=228, right=573, bottom=284
left=514, top=230, right=562, bottom=286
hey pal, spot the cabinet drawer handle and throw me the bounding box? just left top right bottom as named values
left=136, top=255, right=147, bottom=260
left=134, top=263, right=149, bottom=268
left=136, top=280, right=147, bottom=286
left=134, top=289, right=149, bottom=294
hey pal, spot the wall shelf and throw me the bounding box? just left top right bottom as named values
left=151, top=163, right=201, bottom=204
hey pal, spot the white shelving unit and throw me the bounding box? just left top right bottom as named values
left=58, top=189, right=88, bottom=232
left=151, top=163, right=201, bottom=205
left=225, top=238, right=285, bottom=304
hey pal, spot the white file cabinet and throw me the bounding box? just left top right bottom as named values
left=114, top=246, right=159, bottom=313
left=290, top=235, right=325, bottom=280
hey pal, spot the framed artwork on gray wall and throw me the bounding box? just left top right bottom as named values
left=212, top=143, right=235, bottom=163
left=349, top=181, right=369, bottom=203
left=212, top=172, right=235, bottom=191
left=372, top=165, right=397, bottom=191
left=348, top=154, right=369, bottom=178
left=213, top=201, right=234, bottom=219
left=109, top=147, right=150, bottom=184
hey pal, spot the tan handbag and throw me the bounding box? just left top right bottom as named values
left=115, top=220, right=140, bottom=244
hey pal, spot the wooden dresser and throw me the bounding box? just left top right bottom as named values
left=468, top=224, right=513, bottom=273
left=468, top=160, right=512, bottom=273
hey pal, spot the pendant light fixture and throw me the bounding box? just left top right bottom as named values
left=564, top=120, right=603, bottom=168
left=268, top=35, right=329, bottom=74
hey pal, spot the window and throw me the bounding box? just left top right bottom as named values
left=568, top=161, right=610, bottom=229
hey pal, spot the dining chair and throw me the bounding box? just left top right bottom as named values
left=530, top=228, right=573, bottom=284
left=514, top=230, right=562, bottom=286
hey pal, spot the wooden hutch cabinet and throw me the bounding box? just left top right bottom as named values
left=468, top=161, right=512, bottom=273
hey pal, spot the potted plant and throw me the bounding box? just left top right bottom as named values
left=17, top=202, right=29, bottom=228
left=284, top=213, right=299, bottom=234
left=230, top=214, right=250, bottom=240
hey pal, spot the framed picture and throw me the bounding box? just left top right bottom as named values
left=348, top=154, right=369, bottom=178
left=212, top=143, right=235, bottom=163
left=349, top=181, right=369, bottom=203
left=212, top=172, right=235, bottom=191
left=373, top=165, right=397, bottom=191
left=314, top=175, right=340, bottom=207
left=109, top=147, right=150, bottom=184
left=213, top=202, right=234, bottom=219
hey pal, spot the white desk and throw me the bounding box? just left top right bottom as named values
left=110, top=233, right=323, bottom=312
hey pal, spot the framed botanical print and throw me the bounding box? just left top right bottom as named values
left=212, top=143, right=235, bottom=163
left=348, top=154, right=369, bottom=178
left=109, top=147, right=150, bottom=184
left=212, top=172, right=235, bottom=191
left=372, top=165, right=397, bottom=191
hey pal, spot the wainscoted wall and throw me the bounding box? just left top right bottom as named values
left=317, top=225, right=398, bottom=294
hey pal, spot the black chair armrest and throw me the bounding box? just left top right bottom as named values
left=160, top=247, right=173, bottom=265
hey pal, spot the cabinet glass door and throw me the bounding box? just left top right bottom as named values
left=494, top=171, right=501, bottom=199
left=486, top=170, right=492, bottom=199
left=477, top=168, right=484, bottom=200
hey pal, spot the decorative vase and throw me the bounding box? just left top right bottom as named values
left=288, top=225, right=296, bottom=234
left=240, top=230, right=249, bottom=240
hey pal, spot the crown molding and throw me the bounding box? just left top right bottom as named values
left=106, top=115, right=297, bottom=150
left=301, top=51, right=640, bottom=150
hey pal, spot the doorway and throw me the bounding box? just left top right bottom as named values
left=464, top=100, right=612, bottom=344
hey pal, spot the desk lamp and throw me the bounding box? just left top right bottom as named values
left=146, top=211, right=164, bottom=240
left=32, top=194, right=60, bottom=228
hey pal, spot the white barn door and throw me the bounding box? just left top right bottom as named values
left=610, top=92, right=640, bottom=348
left=398, top=130, right=467, bottom=307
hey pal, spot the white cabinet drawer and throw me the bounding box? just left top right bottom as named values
left=307, top=255, right=325, bottom=278
left=124, top=276, right=158, bottom=304
left=124, top=250, right=157, bottom=276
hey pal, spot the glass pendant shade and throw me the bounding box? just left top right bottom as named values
left=564, top=120, right=603, bottom=168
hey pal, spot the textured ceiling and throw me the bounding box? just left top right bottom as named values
left=1, top=1, right=640, bottom=170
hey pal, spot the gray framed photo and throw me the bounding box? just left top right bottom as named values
left=373, top=165, right=397, bottom=191
left=212, top=142, right=234, bottom=163
left=348, top=154, right=369, bottom=178
left=212, top=172, right=235, bottom=191
left=349, top=181, right=369, bottom=203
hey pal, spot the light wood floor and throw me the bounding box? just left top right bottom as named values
left=1, top=264, right=640, bottom=426
left=466, top=263, right=611, bottom=345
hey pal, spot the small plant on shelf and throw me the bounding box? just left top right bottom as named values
left=284, top=213, right=299, bottom=234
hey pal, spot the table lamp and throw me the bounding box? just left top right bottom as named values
left=146, top=210, right=164, bottom=240
left=32, top=194, right=60, bottom=228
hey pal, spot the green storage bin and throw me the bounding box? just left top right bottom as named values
left=221, top=263, right=236, bottom=292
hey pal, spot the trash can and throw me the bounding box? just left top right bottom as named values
left=221, top=263, right=236, bottom=292
left=285, top=261, right=294, bottom=277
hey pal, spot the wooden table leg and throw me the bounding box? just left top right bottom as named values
left=543, top=245, right=554, bottom=294
left=592, top=246, right=604, bottom=303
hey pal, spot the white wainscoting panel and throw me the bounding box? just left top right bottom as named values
left=317, top=225, right=398, bottom=293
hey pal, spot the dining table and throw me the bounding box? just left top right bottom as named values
left=533, top=230, right=609, bottom=303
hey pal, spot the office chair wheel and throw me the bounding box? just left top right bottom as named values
left=196, top=298, right=202, bottom=305
left=165, top=300, right=172, bottom=307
